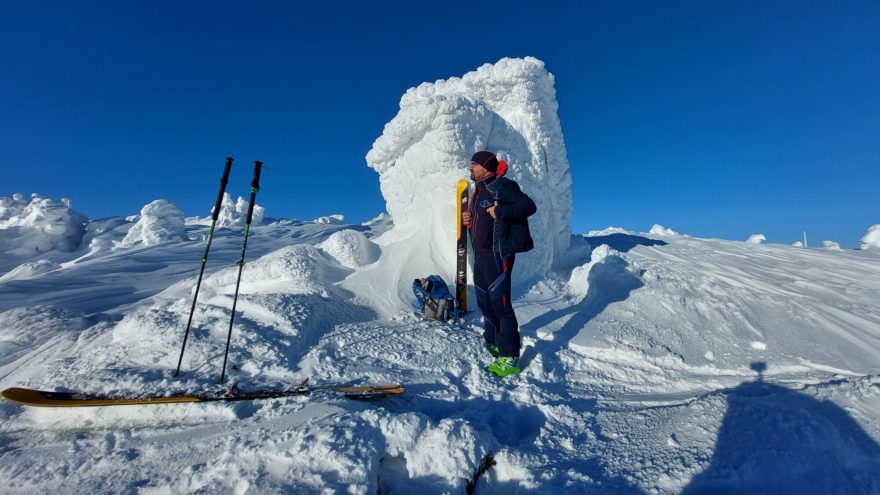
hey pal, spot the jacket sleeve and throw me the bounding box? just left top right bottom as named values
left=495, top=181, right=537, bottom=220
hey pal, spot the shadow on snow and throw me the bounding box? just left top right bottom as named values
left=683, top=362, right=880, bottom=495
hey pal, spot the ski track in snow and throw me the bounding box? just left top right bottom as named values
left=0, top=222, right=879, bottom=494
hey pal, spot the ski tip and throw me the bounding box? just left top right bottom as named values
left=1, top=387, right=44, bottom=406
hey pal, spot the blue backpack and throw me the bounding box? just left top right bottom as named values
left=412, top=275, right=456, bottom=321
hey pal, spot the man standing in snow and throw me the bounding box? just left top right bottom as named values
left=461, top=151, right=537, bottom=377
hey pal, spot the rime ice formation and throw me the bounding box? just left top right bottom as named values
left=747, top=234, right=766, bottom=244
left=118, top=200, right=188, bottom=247
left=0, top=193, right=88, bottom=256
left=349, top=57, right=572, bottom=314
left=649, top=224, right=680, bottom=236
left=216, top=193, right=265, bottom=228
left=861, top=224, right=880, bottom=250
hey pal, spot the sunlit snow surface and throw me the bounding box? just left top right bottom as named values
left=1, top=218, right=879, bottom=494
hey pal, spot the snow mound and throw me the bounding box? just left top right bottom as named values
left=793, top=241, right=804, bottom=247
left=746, top=234, right=766, bottom=244
left=649, top=224, right=679, bottom=236
left=118, top=200, right=188, bottom=248
left=201, top=244, right=343, bottom=296
left=319, top=230, right=381, bottom=269
left=215, top=193, right=265, bottom=228
left=314, top=214, right=345, bottom=225
left=351, top=57, right=572, bottom=314
left=568, top=244, right=615, bottom=298
left=0, top=193, right=88, bottom=256
left=860, top=224, right=880, bottom=250
left=0, top=259, right=61, bottom=282
left=823, top=240, right=842, bottom=251
left=105, top=243, right=374, bottom=389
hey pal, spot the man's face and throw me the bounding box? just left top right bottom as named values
left=469, top=161, right=491, bottom=181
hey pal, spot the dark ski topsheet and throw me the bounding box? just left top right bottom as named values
left=456, top=178, right=469, bottom=312
left=1, top=384, right=405, bottom=408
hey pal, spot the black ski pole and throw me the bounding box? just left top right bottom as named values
left=175, top=157, right=233, bottom=377
left=219, top=160, right=263, bottom=384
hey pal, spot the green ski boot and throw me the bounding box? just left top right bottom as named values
left=487, top=356, right=521, bottom=378
left=486, top=344, right=500, bottom=357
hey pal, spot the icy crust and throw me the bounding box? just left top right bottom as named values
left=0, top=193, right=88, bottom=256
left=118, top=199, right=188, bottom=248
left=358, top=57, right=572, bottom=313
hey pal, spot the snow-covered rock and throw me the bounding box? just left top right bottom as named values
left=118, top=200, right=188, bottom=248
left=746, top=234, right=766, bottom=244
left=860, top=224, right=880, bottom=250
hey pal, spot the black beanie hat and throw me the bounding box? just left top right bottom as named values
left=471, top=151, right=498, bottom=172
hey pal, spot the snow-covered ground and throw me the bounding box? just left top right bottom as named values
left=1, top=217, right=879, bottom=494
left=2, top=57, right=879, bottom=494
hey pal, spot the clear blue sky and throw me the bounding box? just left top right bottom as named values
left=2, top=1, right=878, bottom=247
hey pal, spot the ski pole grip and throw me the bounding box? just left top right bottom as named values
left=245, top=161, right=263, bottom=225
left=211, top=157, right=234, bottom=221
left=251, top=161, right=263, bottom=190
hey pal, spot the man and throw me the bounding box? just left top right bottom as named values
left=462, top=151, right=537, bottom=377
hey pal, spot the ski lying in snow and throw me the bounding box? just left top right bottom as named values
left=455, top=178, right=469, bottom=320
left=1, top=380, right=404, bottom=408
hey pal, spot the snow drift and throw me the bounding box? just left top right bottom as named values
left=348, top=57, right=572, bottom=314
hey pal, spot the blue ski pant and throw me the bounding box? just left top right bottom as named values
left=474, top=252, right=520, bottom=358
